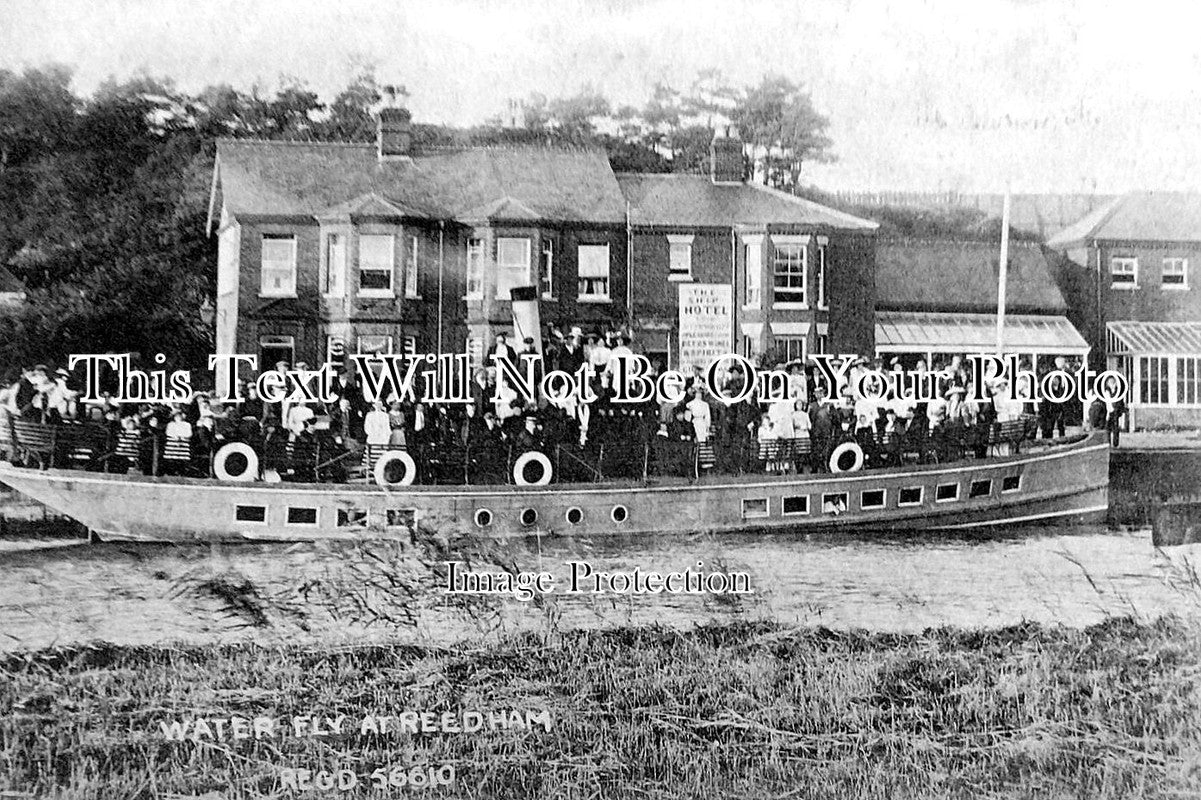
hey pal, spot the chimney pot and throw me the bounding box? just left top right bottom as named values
left=710, top=125, right=745, bottom=183
left=378, top=107, right=412, bottom=159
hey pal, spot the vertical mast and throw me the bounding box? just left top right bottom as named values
left=995, top=192, right=1011, bottom=352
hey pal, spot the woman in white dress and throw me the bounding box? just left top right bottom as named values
left=363, top=401, right=392, bottom=447
left=685, top=386, right=712, bottom=443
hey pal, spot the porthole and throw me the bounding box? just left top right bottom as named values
left=474, top=508, right=493, bottom=528
left=565, top=507, right=584, bottom=525
left=520, top=508, right=538, bottom=527
left=611, top=504, right=629, bottom=524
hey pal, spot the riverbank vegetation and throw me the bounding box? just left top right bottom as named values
left=2, top=616, right=1198, bottom=799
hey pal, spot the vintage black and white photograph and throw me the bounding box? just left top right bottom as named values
left=1, top=0, right=1199, bottom=797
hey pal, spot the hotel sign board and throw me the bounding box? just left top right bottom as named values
left=678, top=283, right=733, bottom=370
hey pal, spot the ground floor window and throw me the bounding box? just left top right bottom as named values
left=777, top=336, right=805, bottom=362
left=259, top=335, right=294, bottom=370
left=1138, top=356, right=1170, bottom=404
left=1178, top=357, right=1201, bottom=405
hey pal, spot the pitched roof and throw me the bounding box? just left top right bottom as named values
left=212, top=139, right=628, bottom=227
left=1108, top=321, right=1201, bottom=356
left=875, top=239, right=1066, bottom=313
left=1046, top=192, right=1201, bottom=248
left=876, top=311, right=1089, bottom=355
left=616, top=174, right=878, bottom=231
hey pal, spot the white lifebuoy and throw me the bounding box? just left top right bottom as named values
left=214, top=442, right=259, bottom=482
left=374, top=450, right=417, bottom=487
left=829, top=441, right=865, bottom=473
left=513, top=451, right=553, bottom=486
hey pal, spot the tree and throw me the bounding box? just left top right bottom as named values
left=547, top=85, right=611, bottom=140
left=0, top=65, right=77, bottom=173
left=734, top=74, right=833, bottom=188
left=317, top=69, right=382, bottom=142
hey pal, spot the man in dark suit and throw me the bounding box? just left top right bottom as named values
left=559, top=328, right=585, bottom=376
left=809, top=389, right=834, bottom=472
left=486, top=333, right=515, bottom=366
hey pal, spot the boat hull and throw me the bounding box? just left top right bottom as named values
left=0, top=434, right=1111, bottom=543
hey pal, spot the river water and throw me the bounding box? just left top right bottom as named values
left=2, top=523, right=1199, bottom=651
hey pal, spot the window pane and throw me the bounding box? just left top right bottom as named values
left=261, top=235, right=296, bottom=295
left=406, top=236, right=419, bottom=297
left=360, top=235, right=393, bottom=269
left=466, top=239, right=484, bottom=297
left=359, top=234, right=393, bottom=292
left=817, top=245, right=826, bottom=306
left=360, top=270, right=392, bottom=290
left=324, top=234, right=345, bottom=294
left=578, top=245, right=609, bottom=298
left=773, top=244, right=806, bottom=304
left=496, top=238, right=530, bottom=299
left=669, top=242, right=691, bottom=276
left=745, top=244, right=761, bottom=306
left=497, top=238, right=529, bottom=267
left=540, top=241, right=554, bottom=296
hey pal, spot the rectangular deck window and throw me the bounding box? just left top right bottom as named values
left=898, top=487, right=923, bottom=506
left=782, top=495, right=809, bottom=515
left=860, top=489, right=886, bottom=510
left=935, top=483, right=959, bottom=503
left=1001, top=475, right=1022, bottom=493
left=337, top=508, right=369, bottom=527
left=741, top=498, right=769, bottom=519
left=287, top=507, right=318, bottom=525
left=969, top=480, right=992, bottom=499
left=387, top=509, right=417, bottom=529
left=235, top=505, right=267, bottom=523
left=821, top=492, right=848, bottom=514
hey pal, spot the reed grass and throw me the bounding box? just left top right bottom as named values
left=2, top=616, right=1199, bottom=799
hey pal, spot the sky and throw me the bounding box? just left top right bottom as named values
left=3, top=0, right=1201, bottom=193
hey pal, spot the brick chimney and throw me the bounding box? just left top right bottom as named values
left=710, top=125, right=745, bottom=184
left=377, top=107, right=412, bottom=159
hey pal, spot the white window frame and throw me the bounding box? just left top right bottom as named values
left=860, top=489, right=887, bottom=510
left=816, top=235, right=828, bottom=310
left=495, top=237, right=532, bottom=300
left=323, top=232, right=346, bottom=297
left=260, top=234, right=297, bottom=297
left=1138, top=355, right=1170, bottom=405
left=742, top=234, right=763, bottom=309
left=777, top=336, right=806, bottom=363
left=772, top=234, right=809, bottom=308
left=405, top=235, right=420, bottom=298
left=1176, top=356, right=1201, bottom=406
left=540, top=239, right=555, bottom=299
left=781, top=495, right=810, bottom=516
left=1162, top=257, right=1188, bottom=290
left=667, top=234, right=694, bottom=282
left=358, top=234, right=395, bottom=298
left=466, top=238, right=484, bottom=299
left=577, top=243, right=611, bottom=302
left=1110, top=256, right=1138, bottom=289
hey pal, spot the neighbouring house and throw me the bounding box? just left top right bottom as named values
left=618, top=128, right=878, bottom=369
left=1047, top=192, right=1201, bottom=428
left=873, top=238, right=1089, bottom=371
left=207, top=106, right=629, bottom=372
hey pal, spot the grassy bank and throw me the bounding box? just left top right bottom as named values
left=2, top=618, right=1199, bottom=799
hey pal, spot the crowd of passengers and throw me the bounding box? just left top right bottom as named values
left=0, top=330, right=1125, bottom=481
